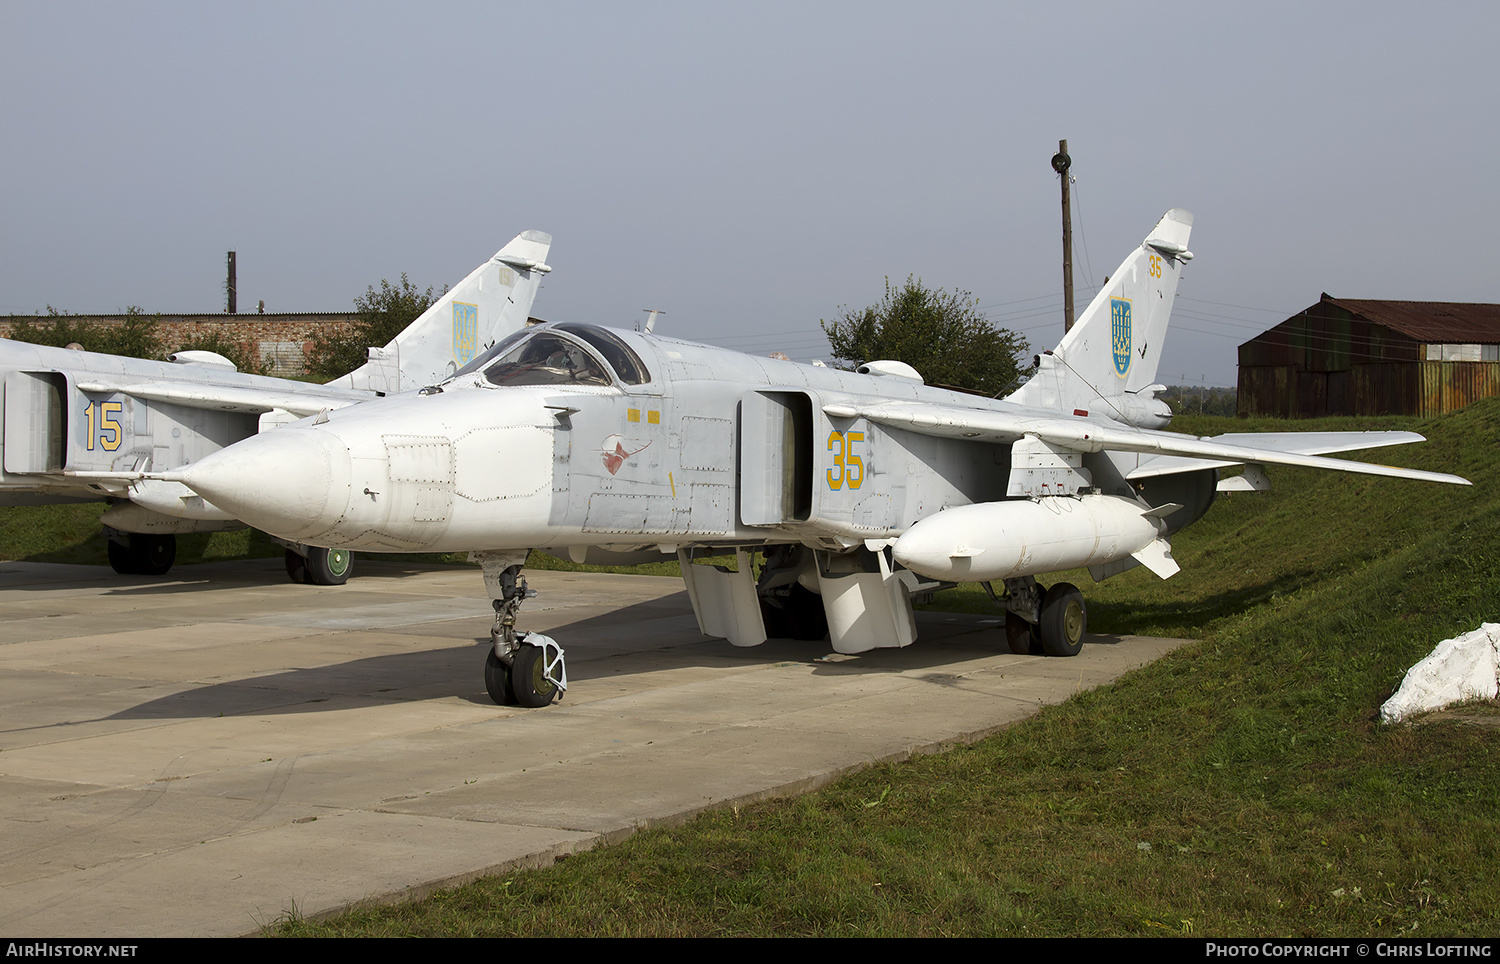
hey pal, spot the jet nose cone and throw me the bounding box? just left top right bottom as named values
left=182, top=429, right=351, bottom=542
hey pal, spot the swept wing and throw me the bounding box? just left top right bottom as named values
left=825, top=399, right=1469, bottom=486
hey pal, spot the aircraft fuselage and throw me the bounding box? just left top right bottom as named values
left=179, top=323, right=1186, bottom=563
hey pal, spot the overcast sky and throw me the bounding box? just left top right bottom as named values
left=3, top=1, right=1496, bottom=386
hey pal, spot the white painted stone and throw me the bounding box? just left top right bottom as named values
left=1380, top=623, right=1500, bottom=724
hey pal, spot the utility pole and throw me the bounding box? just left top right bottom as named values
left=1051, top=140, right=1074, bottom=332
left=226, top=251, right=237, bottom=314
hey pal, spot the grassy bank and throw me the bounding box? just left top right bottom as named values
left=268, top=402, right=1500, bottom=936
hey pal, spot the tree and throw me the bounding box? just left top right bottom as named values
left=821, top=276, right=1030, bottom=397
left=10, top=307, right=265, bottom=374
left=304, top=274, right=446, bottom=380
left=8, top=306, right=163, bottom=359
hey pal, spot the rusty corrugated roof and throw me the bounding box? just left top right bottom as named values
left=1320, top=294, right=1500, bottom=343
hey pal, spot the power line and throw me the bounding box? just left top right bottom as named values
left=1180, top=295, right=1297, bottom=314
left=1071, top=174, right=1097, bottom=290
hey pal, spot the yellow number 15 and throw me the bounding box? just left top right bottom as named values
left=827, top=430, right=865, bottom=490
left=85, top=401, right=124, bottom=452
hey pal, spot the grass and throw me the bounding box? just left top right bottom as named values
left=5, top=403, right=1498, bottom=936
left=0, top=502, right=290, bottom=566
left=268, top=402, right=1500, bottom=937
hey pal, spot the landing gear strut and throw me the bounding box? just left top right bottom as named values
left=106, top=532, right=176, bottom=576
left=1004, top=610, right=1043, bottom=655
left=755, top=545, right=829, bottom=641
left=476, top=552, right=566, bottom=707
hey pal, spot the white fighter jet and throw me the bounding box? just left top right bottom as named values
left=166, top=210, right=1468, bottom=706
left=0, top=230, right=551, bottom=581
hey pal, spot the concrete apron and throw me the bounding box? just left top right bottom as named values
left=0, top=559, right=1191, bottom=936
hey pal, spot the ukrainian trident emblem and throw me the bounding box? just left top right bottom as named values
left=453, top=302, right=478, bottom=364
left=1111, top=298, right=1131, bottom=378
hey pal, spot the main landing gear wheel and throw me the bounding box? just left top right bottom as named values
left=1005, top=611, right=1043, bottom=655
left=107, top=538, right=134, bottom=575
left=108, top=534, right=176, bottom=576
left=284, top=549, right=308, bottom=584
left=285, top=547, right=354, bottom=585
left=1039, top=582, right=1086, bottom=657
left=306, top=547, right=352, bottom=586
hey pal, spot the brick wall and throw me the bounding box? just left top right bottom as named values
left=0, top=313, right=360, bottom=375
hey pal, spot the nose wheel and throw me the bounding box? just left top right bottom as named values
left=484, top=648, right=517, bottom=705
left=485, top=634, right=567, bottom=707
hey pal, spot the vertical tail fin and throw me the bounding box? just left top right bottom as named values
left=1007, top=209, right=1191, bottom=414
left=330, top=229, right=553, bottom=393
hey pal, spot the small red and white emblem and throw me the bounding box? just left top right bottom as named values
left=600, top=434, right=652, bottom=475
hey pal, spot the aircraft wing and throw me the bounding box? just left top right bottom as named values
left=827, top=400, right=1470, bottom=486
left=1127, top=431, right=1429, bottom=479
left=73, top=378, right=366, bottom=417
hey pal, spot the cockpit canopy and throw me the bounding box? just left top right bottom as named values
left=481, top=331, right=611, bottom=387
left=449, top=324, right=651, bottom=389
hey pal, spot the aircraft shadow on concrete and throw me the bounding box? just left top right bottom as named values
left=4, top=561, right=1212, bottom=725
left=84, top=589, right=1137, bottom=723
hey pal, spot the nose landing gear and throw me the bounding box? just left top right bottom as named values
left=476, top=552, right=566, bottom=707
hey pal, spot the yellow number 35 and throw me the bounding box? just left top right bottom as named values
left=827, top=430, right=865, bottom=490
